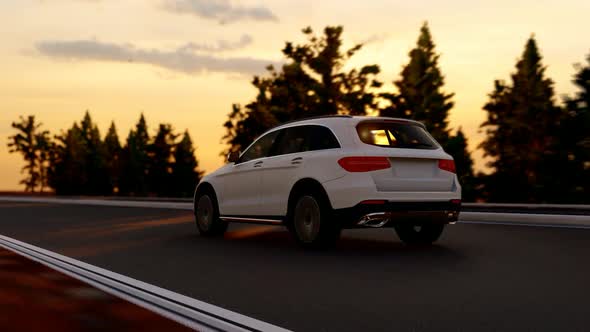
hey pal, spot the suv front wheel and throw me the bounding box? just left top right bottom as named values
left=195, top=191, right=228, bottom=237
left=289, top=192, right=341, bottom=249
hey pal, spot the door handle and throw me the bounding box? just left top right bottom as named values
left=291, top=157, right=302, bottom=165
left=253, top=161, right=263, bottom=168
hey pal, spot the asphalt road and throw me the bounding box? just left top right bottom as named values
left=1, top=202, right=589, bottom=332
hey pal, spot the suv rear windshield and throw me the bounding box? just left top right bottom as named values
left=356, top=121, right=439, bottom=150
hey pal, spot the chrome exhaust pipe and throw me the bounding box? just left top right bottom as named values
left=357, top=212, right=391, bottom=228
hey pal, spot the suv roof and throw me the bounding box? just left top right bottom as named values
left=274, top=115, right=426, bottom=130
left=278, top=115, right=352, bottom=126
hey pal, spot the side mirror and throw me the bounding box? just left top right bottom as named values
left=227, top=151, right=240, bottom=163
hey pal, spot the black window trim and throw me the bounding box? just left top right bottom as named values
left=236, top=123, right=342, bottom=164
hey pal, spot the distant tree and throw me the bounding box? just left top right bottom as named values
left=445, top=128, right=477, bottom=201
left=223, top=26, right=382, bottom=155
left=560, top=54, right=590, bottom=202
left=35, top=130, right=52, bottom=193
left=480, top=37, right=563, bottom=202
left=7, top=115, right=50, bottom=192
left=380, top=22, right=454, bottom=146
left=172, top=131, right=202, bottom=197
left=104, top=121, right=122, bottom=194
left=11, top=112, right=203, bottom=197
left=79, top=111, right=110, bottom=195
left=119, top=114, right=150, bottom=196
left=48, top=123, right=88, bottom=195
left=148, top=124, right=177, bottom=196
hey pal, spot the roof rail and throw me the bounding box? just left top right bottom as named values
left=278, top=114, right=352, bottom=126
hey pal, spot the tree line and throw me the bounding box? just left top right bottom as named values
left=223, top=23, right=589, bottom=203
left=8, top=112, right=202, bottom=197
left=8, top=23, right=589, bottom=203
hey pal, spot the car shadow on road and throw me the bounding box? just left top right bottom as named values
left=172, top=225, right=466, bottom=264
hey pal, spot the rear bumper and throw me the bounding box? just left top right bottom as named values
left=333, top=200, right=461, bottom=228
left=321, top=172, right=462, bottom=210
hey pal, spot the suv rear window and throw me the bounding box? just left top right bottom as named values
left=356, top=121, right=439, bottom=149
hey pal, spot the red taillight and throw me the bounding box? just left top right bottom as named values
left=438, top=159, right=456, bottom=173
left=338, top=156, right=391, bottom=172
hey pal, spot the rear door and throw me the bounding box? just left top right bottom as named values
left=258, top=125, right=342, bottom=216
left=355, top=120, right=456, bottom=193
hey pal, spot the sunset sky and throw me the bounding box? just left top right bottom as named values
left=1, top=0, right=589, bottom=190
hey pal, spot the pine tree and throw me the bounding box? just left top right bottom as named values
left=148, top=124, right=177, bottom=196
left=480, top=37, right=562, bottom=202
left=380, top=22, right=454, bottom=146
left=104, top=121, right=122, bottom=194
left=445, top=128, right=476, bottom=201
left=223, top=26, right=382, bottom=155
left=7, top=115, right=50, bottom=192
left=35, top=130, right=52, bottom=193
left=49, top=123, right=87, bottom=195
left=172, top=131, right=202, bottom=197
left=120, top=114, right=150, bottom=196
left=560, top=54, right=590, bottom=202
left=79, top=111, right=110, bottom=195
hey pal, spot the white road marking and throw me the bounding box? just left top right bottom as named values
left=0, top=235, right=291, bottom=332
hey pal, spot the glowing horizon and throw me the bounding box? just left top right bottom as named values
left=1, top=0, right=589, bottom=190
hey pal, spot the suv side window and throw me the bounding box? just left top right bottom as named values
left=272, top=125, right=340, bottom=157
left=239, top=130, right=280, bottom=163
left=308, top=125, right=340, bottom=151
left=273, top=126, right=307, bottom=156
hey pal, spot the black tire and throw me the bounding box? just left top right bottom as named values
left=288, top=191, right=341, bottom=249
left=194, top=190, right=228, bottom=237
left=394, top=223, right=445, bottom=245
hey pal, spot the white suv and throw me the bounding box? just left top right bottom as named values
left=194, top=116, right=461, bottom=248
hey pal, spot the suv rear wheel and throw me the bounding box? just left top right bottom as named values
left=394, top=223, right=445, bottom=245
left=289, top=192, right=341, bottom=249
left=195, top=191, right=228, bottom=237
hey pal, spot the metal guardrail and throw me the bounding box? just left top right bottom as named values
left=2, top=194, right=587, bottom=213
left=1, top=196, right=589, bottom=228
left=0, top=196, right=193, bottom=210
left=462, top=203, right=590, bottom=215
